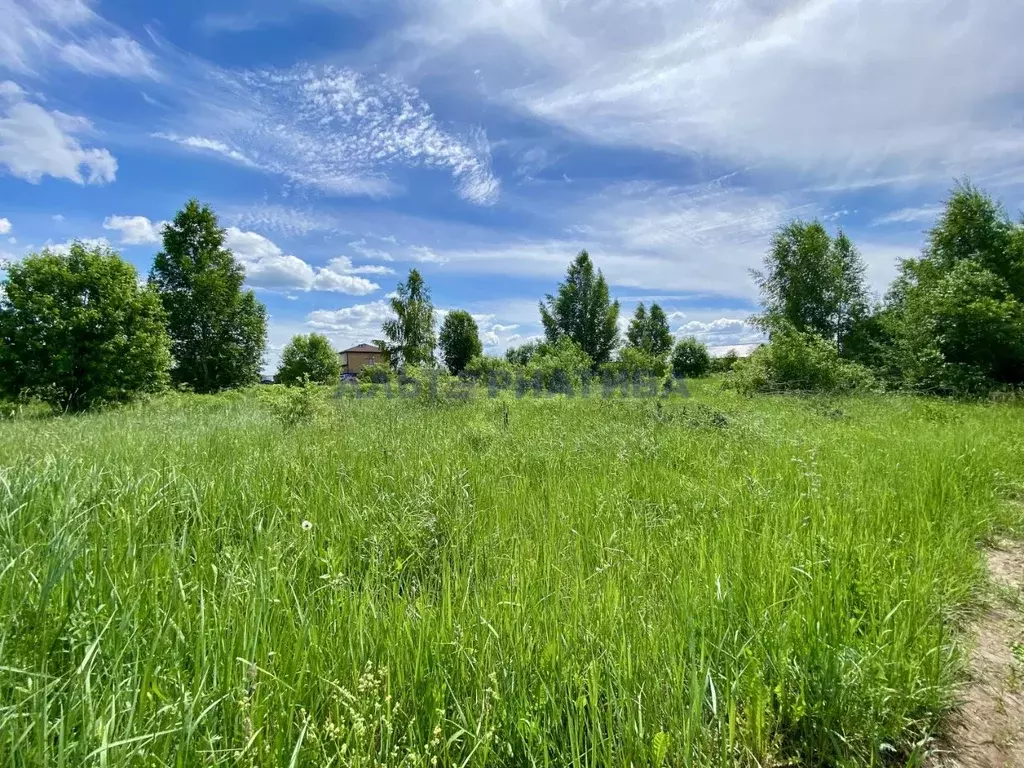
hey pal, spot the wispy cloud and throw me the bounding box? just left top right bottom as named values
left=160, top=64, right=500, bottom=204
left=58, top=36, right=157, bottom=80
left=872, top=204, right=945, bottom=226
left=380, top=0, right=1024, bottom=191
left=0, top=0, right=156, bottom=79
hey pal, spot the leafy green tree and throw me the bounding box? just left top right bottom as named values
left=439, top=310, right=483, bottom=375
left=625, top=302, right=674, bottom=359
left=671, top=337, right=712, bottom=379
left=753, top=222, right=868, bottom=353
left=880, top=182, right=1024, bottom=394
left=540, top=251, right=619, bottom=366
left=527, top=337, right=593, bottom=392
left=378, top=269, right=436, bottom=370
left=0, top=243, right=171, bottom=411
left=150, top=200, right=267, bottom=392
left=276, top=333, right=341, bottom=386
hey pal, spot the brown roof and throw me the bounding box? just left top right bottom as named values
left=340, top=343, right=382, bottom=354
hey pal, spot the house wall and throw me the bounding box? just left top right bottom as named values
left=342, top=351, right=381, bottom=374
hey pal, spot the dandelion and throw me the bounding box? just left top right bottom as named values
left=302, top=520, right=313, bottom=531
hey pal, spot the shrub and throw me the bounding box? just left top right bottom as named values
left=671, top=337, right=712, bottom=378
left=276, top=333, right=341, bottom=386
left=0, top=243, right=172, bottom=411
left=464, top=355, right=516, bottom=386
left=526, top=337, right=593, bottom=393
left=729, top=323, right=874, bottom=394
left=357, top=362, right=395, bottom=384
left=605, top=346, right=669, bottom=380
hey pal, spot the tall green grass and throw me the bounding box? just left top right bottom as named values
left=1, top=384, right=1022, bottom=766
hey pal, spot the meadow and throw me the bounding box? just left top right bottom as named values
left=1, top=383, right=1022, bottom=767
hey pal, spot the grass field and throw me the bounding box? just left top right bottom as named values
left=1, top=383, right=1023, bottom=766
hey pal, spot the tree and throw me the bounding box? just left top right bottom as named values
left=276, top=334, right=341, bottom=386
left=625, top=302, right=674, bottom=359
left=880, top=182, right=1024, bottom=394
left=671, top=337, right=712, bottom=379
left=540, top=251, right=620, bottom=367
left=752, top=221, right=868, bottom=354
left=150, top=200, right=267, bottom=393
left=0, top=243, right=171, bottom=411
left=439, top=310, right=483, bottom=375
left=378, top=269, right=436, bottom=370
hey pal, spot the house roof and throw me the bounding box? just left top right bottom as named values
left=340, top=343, right=382, bottom=354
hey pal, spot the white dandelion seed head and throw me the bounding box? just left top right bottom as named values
left=301, top=520, right=313, bottom=531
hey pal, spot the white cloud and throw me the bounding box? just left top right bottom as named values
left=224, top=227, right=382, bottom=296
left=325, top=256, right=394, bottom=276
left=169, top=65, right=499, bottom=204
left=58, top=36, right=157, bottom=79
left=676, top=317, right=765, bottom=349
left=306, top=300, right=393, bottom=348
left=0, top=84, right=117, bottom=184
left=384, top=181, right=809, bottom=298
left=0, top=0, right=154, bottom=81
left=44, top=236, right=111, bottom=254
left=227, top=204, right=342, bottom=237
left=103, top=215, right=166, bottom=245
left=0, top=217, right=10, bottom=234
left=152, top=133, right=258, bottom=168
left=388, top=0, right=1024, bottom=190
left=872, top=205, right=945, bottom=226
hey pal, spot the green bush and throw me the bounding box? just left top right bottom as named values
left=0, top=243, right=172, bottom=411
left=276, top=333, right=341, bottom=386
left=357, top=362, right=395, bottom=384
left=671, top=337, right=712, bottom=378
left=729, top=323, right=874, bottom=394
left=603, top=346, right=669, bottom=380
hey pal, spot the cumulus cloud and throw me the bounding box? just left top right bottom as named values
left=168, top=65, right=499, bottom=204
left=224, top=227, right=383, bottom=295
left=676, top=317, right=765, bottom=350
left=0, top=217, right=10, bottom=235
left=103, top=215, right=166, bottom=245
left=0, top=84, right=117, bottom=185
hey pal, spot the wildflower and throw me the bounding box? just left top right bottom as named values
left=302, top=520, right=313, bottom=531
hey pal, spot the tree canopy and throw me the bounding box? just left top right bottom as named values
left=752, top=221, right=868, bottom=355
left=378, top=269, right=436, bottom=370
left=0, top=243, right=171, bottom=411
left=625, top=302, right=674, bottom=359
left=439, top=310, right=483, bottom=375
left=540, top=251, right=620, bottom=366
left=149, top=200, right=267, bottom=393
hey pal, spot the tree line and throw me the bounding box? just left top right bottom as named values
left=2, top=180, right=1022, bottom=411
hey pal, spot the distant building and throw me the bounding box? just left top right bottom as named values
left=340, top=343, right=383, bottom=375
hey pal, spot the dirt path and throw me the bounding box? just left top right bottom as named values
left=932, top=541, right=1024, bottom=768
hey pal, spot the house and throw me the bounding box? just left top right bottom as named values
left=339, top=343, right=383, bottom=375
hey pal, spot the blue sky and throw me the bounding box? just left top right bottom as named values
left=2, top=0, right=1023, bottom=371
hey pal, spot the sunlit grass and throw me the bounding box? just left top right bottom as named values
left=1, top=383, right=1022, bottom=766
